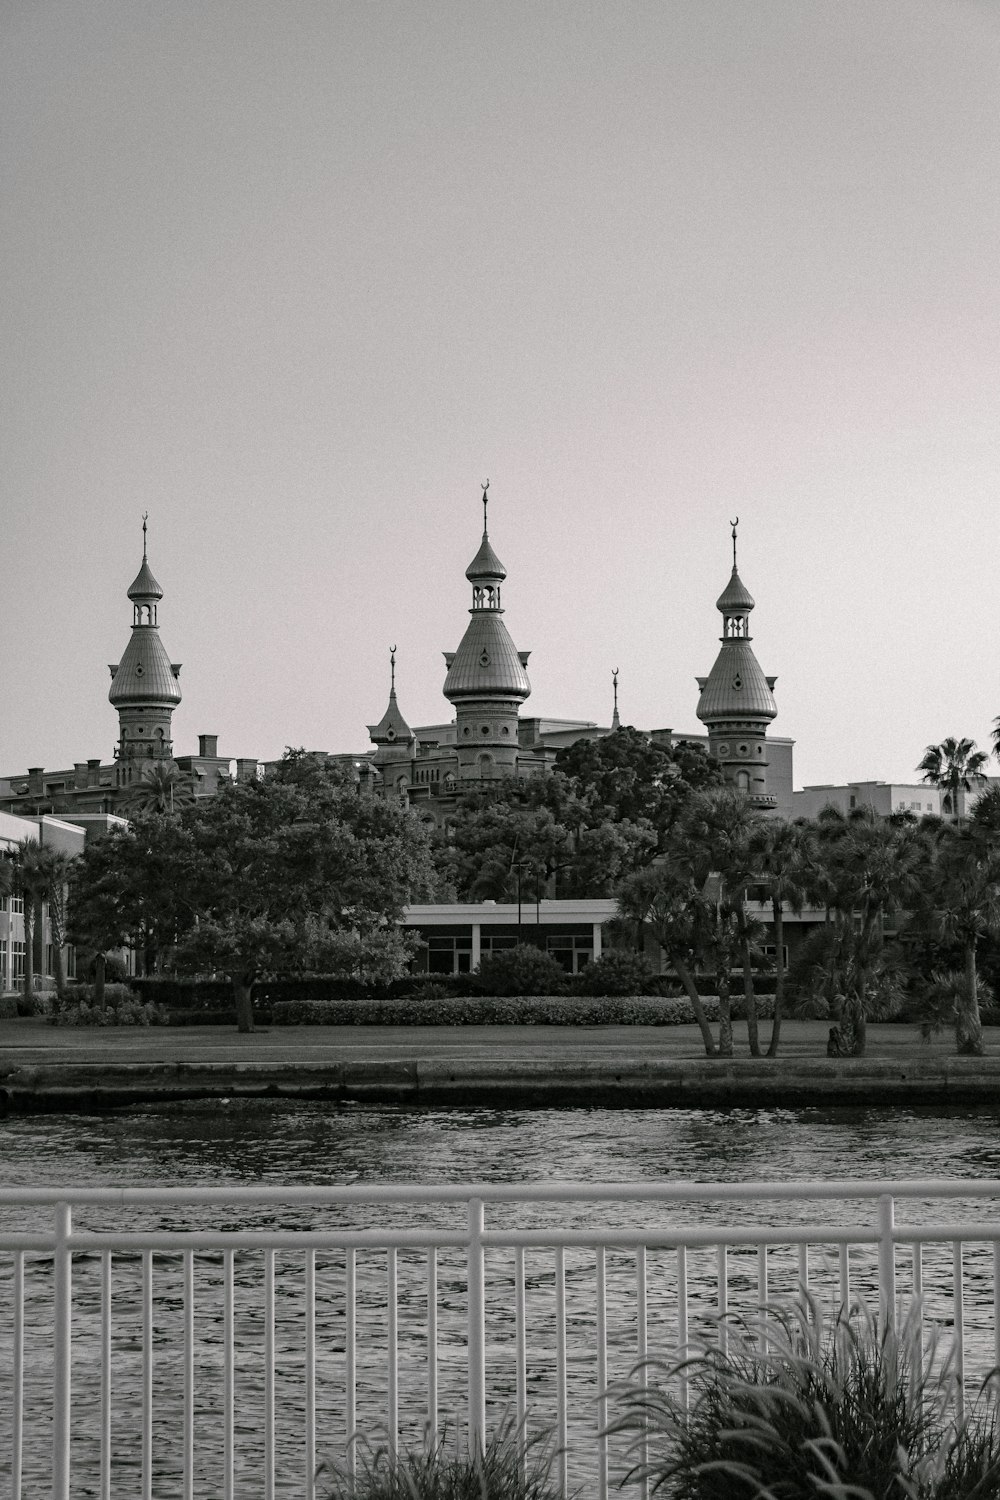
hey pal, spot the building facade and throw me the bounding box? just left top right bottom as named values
left=1, top=495, right=794, bottom=827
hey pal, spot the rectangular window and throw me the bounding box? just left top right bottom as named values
left=45, top=944, right=53, bottom=978
left=66, top=946, right=76, bottom=980
left=11, top=941, right=25, bottom=982
left=9, top=895, right=23, bottom=916
left=762, top=943, right=790, bottom=972
left=426, top=934, right=473, bottom=975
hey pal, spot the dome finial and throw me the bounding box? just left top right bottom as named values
left=389, top=644, right=397, bottom=695
left=142, top=511, right=149, bottom=562
left=481, top=479, right=490, bottom=533
left=730, top=516, right=739, bottom=571
left=611, top=667, right=620, bottom=731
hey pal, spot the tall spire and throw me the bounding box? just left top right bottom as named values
left=695, top=523, right=777, bottom=809
left=443, top=483, right=530, bottom=779
left=368, top=645, right=413, bottom=757
left=109, top=519, right=182, bottom=776
left=611, top=668, right=620, bottom=731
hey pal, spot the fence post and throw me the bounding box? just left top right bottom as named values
left=467, top=1197, right=486, bottom=1458
left=53, top=1200, right=72, bottom=1500
left=877, top=1193, right=896, bottom=1333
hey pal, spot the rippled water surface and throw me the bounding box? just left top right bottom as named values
left=2, top=1101, right=1000, bottom=1497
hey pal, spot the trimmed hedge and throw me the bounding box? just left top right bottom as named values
left=267, top=994, right=747, bottom=1026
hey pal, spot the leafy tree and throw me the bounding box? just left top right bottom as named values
left=68, top=838, right=137, bottom=1010
left=436, top=775, right=655, bottom=902
left=674, top=788, right=766, bottom=1057
left=817, top=809, right=927, bottom=1056
left=917, top=736, right=988, bottom=823
left=749, top=818, right=815, bottom=1057
left=616, top=864, right=717, bottom=1056
left=70, top=752, right=435, bottom=1031
left=554, top=728, right=724, bottom=844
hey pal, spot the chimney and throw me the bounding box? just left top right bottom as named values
left=74, top=762, right=88, bottom=790
left=198, top=735, right=219, bottom=759
left=27, top=768, right=44, bottom=795
left=235, top=758, right=258, bottom=782
left=87, top=758, right=102, bottom=787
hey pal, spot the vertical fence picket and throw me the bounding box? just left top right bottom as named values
left=514, top=1245, right=527, bottom=1472
left=265, top=1250, right=275, bottom=1500
left=676, top=1244, right=689, bottom=1414
left=467, top=1199, right=486, bottom=1459
left=52, top=1202, right=72, bottom=1500
left=183, top=1252, right=194, bottom=1500
left=717, top=1244, right=728, bottom=1355
left=994, top=1242, right=1000, bottom=1383
left=427, top=1248, right=438, bottom=1440
left=839, top=1243, right=850, bottom=1312
left=636, top=1246, right=648, bottom=1500
left=305, top=1249, right=316, bottom=1500
left=595, top=1246, right=608, bottom=1500
left=387, top=1248, right=398, bottom=1451
left=142, top=1250, right=153, bottom=1500
left=12, top=1251, right=23, bottom=1500
left=953, top=1241, right=966, bottom=1422
left=100, top=1252, right=111, bottom=1500
left=224, top=1250, right=235, bottom=1500
left=346, top=1249, right=357, bottom=1480
left=555, top=1246, right=567, bottom=1499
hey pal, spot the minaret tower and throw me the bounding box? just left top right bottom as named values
left=368, top=646, right=415, bottom=792
left=695, top=520, right=777, bottom=809
left=108, top=516, right=182, bottom=782
left=443, top=482, right=531, bottom=779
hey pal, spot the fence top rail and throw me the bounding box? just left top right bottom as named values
left=0, top=1178, right=997, bottom=1209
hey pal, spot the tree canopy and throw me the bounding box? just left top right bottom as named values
left=69, top=751, right=436, bottom=1030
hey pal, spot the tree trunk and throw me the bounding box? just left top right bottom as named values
left=737, top=909, right=760, bottom=1057
left=672, top=957, right=716, bottom=1057
left=52, top=941, right=66, bottom=1007
left=717, top=970, right=733, bottom=1057
left=22, top=903, right=35, bottom=999
left=957, top=939, right=985, bottom=1056
left=234, top=974, right=255, bottom=1033
left=767, top=901, right=785, bottom=1058
left=94, top=953, right=107, bottom=1013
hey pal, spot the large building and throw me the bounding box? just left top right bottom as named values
left=0, top=495, right=794, bottom=824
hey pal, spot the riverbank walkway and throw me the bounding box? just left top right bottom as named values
left=3, top=1017, right=1000, bottom=1109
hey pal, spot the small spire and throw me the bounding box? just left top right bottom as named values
left=481, top=479, right=490, bottom=533
left=730, top=516, right=739, bottom=572
left=611, top=668, right=620, bottom=731
left=389, top=645, right=397, bottom=696
left=142, top=511, right=149, bottom=562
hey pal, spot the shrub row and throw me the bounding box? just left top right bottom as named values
left=266, top=994, right=784, bottom=1027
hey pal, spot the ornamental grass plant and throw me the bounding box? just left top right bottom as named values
left=608, top=1299, right=1000, bottom=1500
left=316, top=1421, right=566, bottom=1500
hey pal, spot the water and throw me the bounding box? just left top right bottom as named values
left=2, top=1101, right=1000, bottom=1497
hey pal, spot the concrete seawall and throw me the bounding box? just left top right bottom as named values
left=4, top=1055, right=1000, bottom=1111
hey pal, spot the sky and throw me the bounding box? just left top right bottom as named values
left=2, top=0, right=998, bottom=791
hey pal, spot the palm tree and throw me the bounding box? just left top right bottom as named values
left=14, top=844, right=77, bottom=1003
left=14, top=842, right=49, bottom=999
left=918, top=737, right=988, bottom=823
left=820, top=809, right=926, bottom=1055
left=616, top=864, right=717, bottom=1056
left=127, top=760, right=192, bottom=816
left=676, top=788, right=765, bottom=1057
left=750, top=818, right=815, bottom=1058
left=927, top=825, right=1000, bottom=1056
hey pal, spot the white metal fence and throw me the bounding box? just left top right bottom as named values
left=1, top=1179, right=999, bottom=1500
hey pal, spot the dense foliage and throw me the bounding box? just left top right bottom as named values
left=68, top=751, right=436, bottom=1031
left=610, top=1303, right=1000, bottom=1500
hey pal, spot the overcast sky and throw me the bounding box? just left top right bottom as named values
left=3, top=0, right=998, bottom=790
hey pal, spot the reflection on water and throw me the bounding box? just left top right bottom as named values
left=1, top=1101, right=1000, bottom=1497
